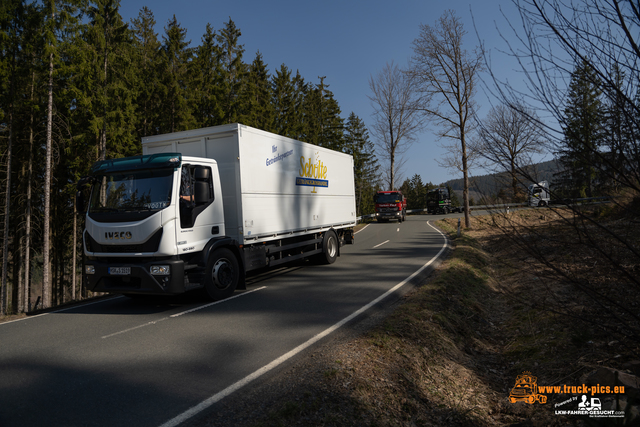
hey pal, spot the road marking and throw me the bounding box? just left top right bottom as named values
left=372, top=240, right=390, bottom=248
left=0, top=296, right=124, bottom=327
left=355, top=224, right=369, bottom=234
left=0, top=312, right=49, bottom=325
left=397, top=228, right=400, bottom=232
left=170, top=286, right=267, bottom=318
left=158, top=220, right=449, bottom=427
left=102, top=317, right=170, bottom=339
left=101, top=287, right=268, bottom=339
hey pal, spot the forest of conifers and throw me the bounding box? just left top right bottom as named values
left=0, top=1, right=380, bottom=314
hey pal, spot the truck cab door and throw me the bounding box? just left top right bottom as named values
left=177, top=163, right=224, bottom=254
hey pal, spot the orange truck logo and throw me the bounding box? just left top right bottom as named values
left=509, top=372, right=548, bottom=404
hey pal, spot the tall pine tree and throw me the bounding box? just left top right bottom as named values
left=80, top=0, right=137, bottom=160
left=272, top=64, right=302, bottom=138
left=158, top=15, right=194, bottom=133
left=343, top=113, right=379, bottom=215
left=240, top=51, right=274, bottom=130
left=558, top=61, right=604, bottom=198
left=190, top=23, right=223, bottom=128
left=131, top=6, right=161, bottom=138
left=216, top=18, right=245, bottom=124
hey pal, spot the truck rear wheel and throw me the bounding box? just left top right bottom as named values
left=320, top=230, right=338, bottom=264
left=204, top=248, right=239, bottom=300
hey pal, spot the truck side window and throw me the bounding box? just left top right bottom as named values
left=180, top=165, right=214, bottom=229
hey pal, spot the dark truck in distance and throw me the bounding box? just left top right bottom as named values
left=373, top=191, right=407, bottom=222
left=427, top=187, right=453, bottom=214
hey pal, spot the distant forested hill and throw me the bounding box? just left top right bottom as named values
left=445, top=160, right=559, bottom=201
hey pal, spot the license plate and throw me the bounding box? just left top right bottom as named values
left=108, top=267, right=131, bottom=275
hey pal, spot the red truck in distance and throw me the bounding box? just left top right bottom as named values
left=373, top=191, right=407, bottom=223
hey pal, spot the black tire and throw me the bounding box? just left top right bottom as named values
left=320, top=230, right=338, bottom=264
left=204, top=248, right=239, bottom=300
left=538, top=201, right=547, bottom=207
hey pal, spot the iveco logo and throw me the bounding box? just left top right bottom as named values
left=105, top=231, right=132, bottom=240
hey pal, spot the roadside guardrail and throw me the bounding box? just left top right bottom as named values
left=355, top=197, right=610, bottom=222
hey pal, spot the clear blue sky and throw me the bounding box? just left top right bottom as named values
left=118, top=0, right=532, bottom=186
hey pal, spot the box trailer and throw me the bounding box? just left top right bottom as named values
left=78, top=124, right=356, bottom=300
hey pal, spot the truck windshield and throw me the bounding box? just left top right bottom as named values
left=89, top=169, right=174, bottom=213
left=376, top=193, right=401, bottom=203
left=428, top=191, right=443, bottom=201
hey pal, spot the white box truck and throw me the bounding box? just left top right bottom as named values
left=77, top=124, right=356, bottom=300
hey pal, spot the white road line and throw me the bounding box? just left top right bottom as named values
left=0, top=296, right=124, bottom=327
left=0, top=312, right=49, bottom=325
left=102, top=317, right=169, bottom=339
left=170, top=286, right=267, bottom=318
left=157, top=220, right=449, bottom=427
left=102, top=287, right=267, bottom=339
left=373, top=240, right=390, bottom=248
left=355, top=224, right=370, bottom=234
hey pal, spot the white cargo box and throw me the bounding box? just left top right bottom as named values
left=142, top=124, right=357, bottom=245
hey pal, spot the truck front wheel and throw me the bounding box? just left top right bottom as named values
left=204, top=248, right=239, bottom=300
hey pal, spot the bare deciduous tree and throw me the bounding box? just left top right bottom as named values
left=408, top=9, right=484, bottom=228
left=368, top=61, right=423, bottom=191
left=476, top=103, right=545, bottom=201
left=484, top=0, right=640, bottom=345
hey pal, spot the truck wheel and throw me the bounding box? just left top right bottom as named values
left=538, top=201, right=547, bottom=207
left=320, top=230, right=338, bottom=264
left=204, top=248, right=239, bottom=300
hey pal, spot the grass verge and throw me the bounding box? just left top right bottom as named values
left=228, top=209, right=639, bottom=427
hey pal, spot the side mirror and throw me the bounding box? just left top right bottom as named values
left=193, top=166, right=212, bottom=205
left=194, top=181, right=209, bottom=204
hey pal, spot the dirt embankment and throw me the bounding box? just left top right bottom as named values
left=191, top=206, right=639, bottom=427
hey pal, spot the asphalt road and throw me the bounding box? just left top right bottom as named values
left=0, top=216, right=448, bottom=427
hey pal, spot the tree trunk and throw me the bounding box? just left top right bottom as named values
left=461, top=131, right=470, bottom=228
left=24, top=72, right=35, bottom=311
left=43, top=50, right=53, bottom=309
left=1, top=106, right=13, bottom=315
left=72, top=195, right=77, bottom=301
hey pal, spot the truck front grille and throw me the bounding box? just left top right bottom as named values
left=85, top=228, right=163, bottom=253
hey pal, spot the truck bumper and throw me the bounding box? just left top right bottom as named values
left=83, top=257, right=186, bottom=295
left=375, top=211, right=402, bottom=219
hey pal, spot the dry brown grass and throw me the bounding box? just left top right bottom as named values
left=195, top=200, right=640, bottom=427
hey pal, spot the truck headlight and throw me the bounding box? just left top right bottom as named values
left=150, top=265, right=170, bottom=275
left=85, top=265, right=95, bottom=275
